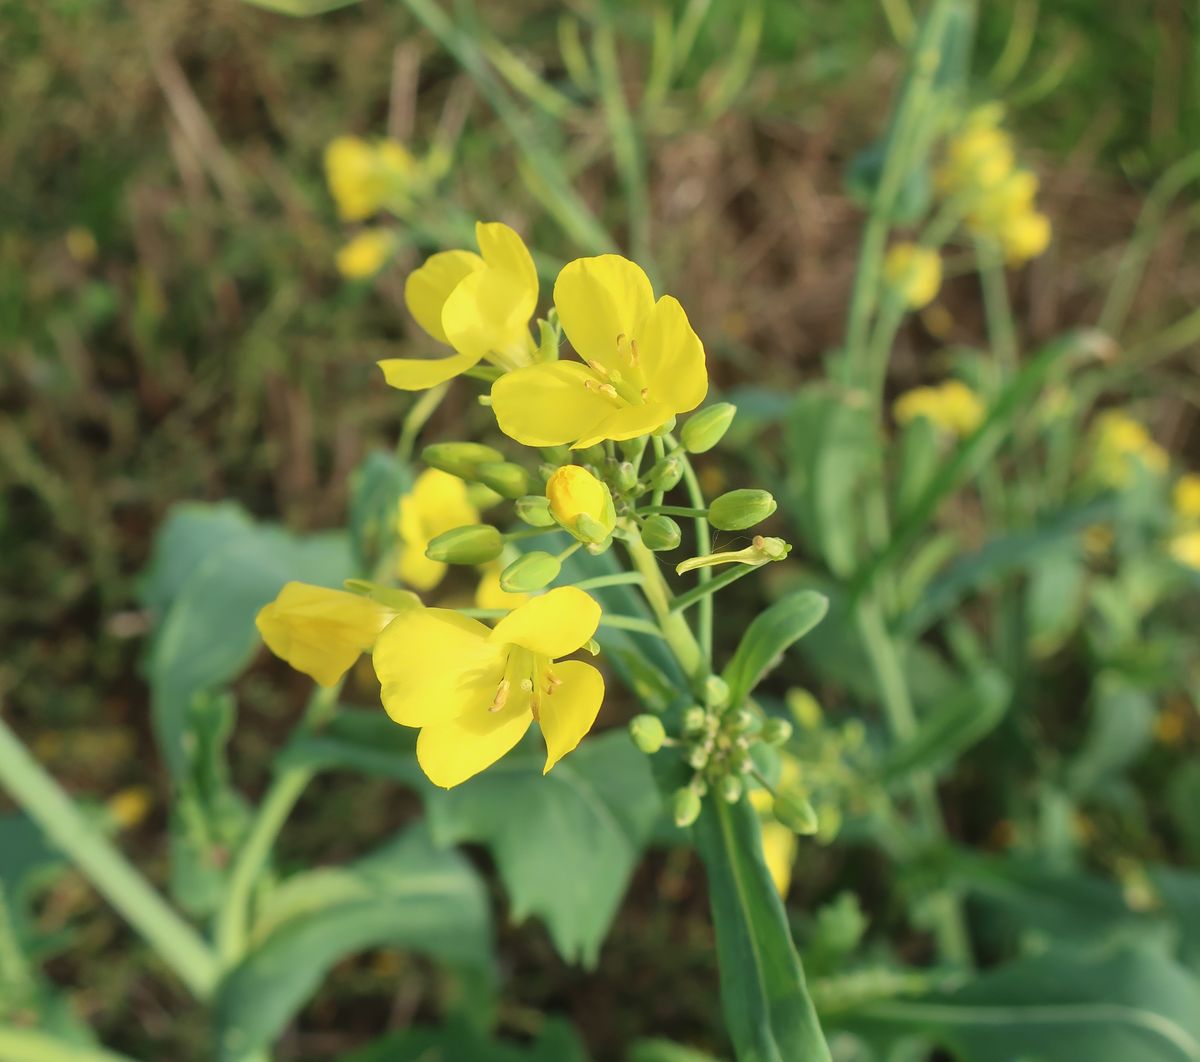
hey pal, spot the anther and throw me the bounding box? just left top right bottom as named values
left=600, top=384, right=619, bottom=399
left=530, top=692, right=542, bottom=721
left=640, top=387, right=649, bottom=401
left=588, top=360, right=610, bottom=378
left=489, top=679, right=511, bottom=713
left=629, top=339, right=640, bottom=365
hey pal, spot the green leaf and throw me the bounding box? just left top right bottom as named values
left=214, top=824, right=492, bottom=1061
left=238, top=0, right=362, bottom=15
left=629, top=1040, right=722, bottom=1062
left=0, top=1025, right=135, bottom=1062
left=880, top=668, right=1009, bottom=784
left=1168, top=763, right=1200, bottom=864
left=1069, top=674, right=1155, bottom=796
left=722, top=591, right=829, bottom=707
left=426, top=731, right=660, bottom=967
left=845, top=945, right=1200, bottom=1061
left=343, top=1019, right=589, bottom=1062
left=277, top=709, right=425, bottom=786
left=348, top=450, right=413, bottom=573
left=692, top=797, right=830, bottom=1062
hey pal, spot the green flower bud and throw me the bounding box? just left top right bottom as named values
left=422, top=442, right=504, bottom=481
left=619, top=437, right=646, bottom=461
left=613, top=461, right=639, bottom=494
left=730, top=708, right=758, bottom=734
left=708, top=489, right=778, bottom=531
left=499, top=551, right=561, bottom=592
left=577, top=444, right=607, bottom=467
left=641, top=514, right=682, bottom=551
left=476, top=461, right=530, bottom=500
left=686, top=743, right=710, bottom=769
left=540, top=445, right=570, bottom=464
left=575, top=512, right=611, bottom=545
left=704, top=675, right=731, bottom=710
left=787, top=688, right=823, bottom=730
left=717, top=775, right=744, bottom=804
left=673, top=786, right=702, bottom=828
left=774, top=790, right=820, bottom=835
left=683, top=706, right=708, bottom=733
left=514, top=495, right=557, bottom=527
left=652, top=416, right=677, bottom=437
left=681, top=402, right=737, bottom=454
left=425, top=524, right=503, bottom=565
left=762, top=718, right=794, bottom=746
left=650, top=456, right=683, bottom=492
left=629, top=714, right=666, bottom=755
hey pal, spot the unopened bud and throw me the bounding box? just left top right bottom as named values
left=546, top=464, right=615, bottom=543
left=731, top=708, right=758, bottom=734
left=575, top=512, right=611, bottom=545
left=577, top=444, right=607, bottom=467
left=425, top=524, right=503, bottom=565
left=650, top=456, right=683, bottom=492
left=515, top=495, right=557, bottom=527
left=762, top=718, right=794, bottom=746
left=704, top=675, right=730, bottom=710
left=652, top=416, right=677, bottom=437
left=613, top=461, right=639, bottom=493
left=673, top=787, right=702, bottom=828
left=681, top=403, right=737, bottom=454
left=683, top=706, right=708, bottom=733
left=717, top=775, right=743, bottom=803
left=619, top=437, right=646, bottom=461
left=708, top=489, right=777, bottom=531
left=422, top=442, right=503, bottom=481
left=774, top=790, right=820, bottom=835
left=641, top=515, right=682, bottom=551
left=686, top=743, right=710, bottom=769
left=629, top=714, right=666, bottom=754
left=476, top=461, right=530, bottom=499
left=540, top=445, right=570, bottom=464
left=499, top=551, right=561, bottom=592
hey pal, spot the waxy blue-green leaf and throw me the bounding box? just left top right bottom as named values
left=722, top=591, right=829, bottom=707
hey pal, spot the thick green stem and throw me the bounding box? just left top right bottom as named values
left=624, top=536, right=706, bottom=685
left=0, top=715, right=218, bottom=999
left=671, top=440, right=714, bottom=666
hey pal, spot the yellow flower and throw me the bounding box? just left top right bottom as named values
left=324, top=136, right=415, bottom=221
left=372, top=587, right=604, bottom=787
left=475, top=562, right=529, bottom=610
left=380, top=221, right=539, bottom=391
left=936, top=123, right=1015, bottom=197
left=397, top=469, right=481, bottom=591
left=1174, top=473, right=1200, bottom=522
left=1091, top=411, right=1168, bottom=486
left=492, top=255, right=708, bottom=448
left=894, top=379, right=984, bottom=437
left=107, top=786, right=153, bottom=830
left=256, top=582, right=399, bottom=687
left=546, top=464, right=614, bottom=540
left=335, top=229, right=395, bottom=279
left=883, top=243, right=942, bottom=309
left=1000, top=208, right=1051, bottom=264
left=1169, top=530, right=1200, bottom=570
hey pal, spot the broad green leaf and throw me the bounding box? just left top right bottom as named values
left=629, top=1040, right=722, bottom=1062
left=1168, top=763, right=1200, bottom=864
left=348, top=450, right=413, bottom=573
left=722, top=591, right=829, bottom=707
left=693, top=797, right=830, bottom=1062
left=1026, top=543, right=1088, bottom=655
left=215, top=825, right=491, bottom=1061
left=277, top=709, right=425, bottom=786
left=880, top=668, right=1009, bottom=784
left=844, top=945, right=1200, bottom=1062
left=1068, top=674, right=1155, bottom=796
left=1151, top=868, right=1200, bottom=975
left=426, top=731, right=660, bottom=967
left=344, top=1019, right=589, bottom=1062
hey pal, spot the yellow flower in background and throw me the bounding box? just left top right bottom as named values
left=256, top=582, right=400, bottom=687
left=107, top=786, right=153, bottom=830
left=998, top=207, right=1051, bottom=264
left=335, top=229, right=395, bottom=279
left=1169, top=531, right=1200, bottom=570
left=1173, top=473, right=1200, bottom=522
left=750, top=786, right=799, bottom=896
left=883, top=243, right=942, bottom=309
left=475, top=561, right=529, bottom=610
left=894, top=379, right=984, bottom=437
left=397, top=468, right=480, bottom=591
left=324, top=136, right=415, bottom=221
left=492, top=255, right=708, bottom=448
left=373, top=587, right=604, bottom=787
left=936, top=107, right=1015, bottom=196
left=380, top=221, right=539, bottom=392
left=1091, top=410, right=1168, bottom=487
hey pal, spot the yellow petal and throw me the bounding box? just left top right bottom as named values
left=256, top=582, right=394, bottom=687
left=760, top=821, right=798, bottom=896
left=373, top=608, right=506, bottom=727
left=336, top=230, right=394, bottom=279
left=404, top=249, right=485, bottom=344
left=417, top=709, right=533, bottom=788
left=572, top=400, right=675, bottom=449
left=398, top=548, right=447, bottom=592
left=324, top=136, right=379, bottom=221
left=378, top=351, right=483, bottom=392
left=490, top=586, right=601, bottom=658
left=442, top=269, right=534, bottom=361
left=491, top=362, right=613, bottom=447
left=638, top=295, right=708, bottom=416
left=475, top=566, right=529, bottom=610
left=553, top=255, right=655, bottom=370
left=475, top=221, right=538, bottom=319
left=395, top=470, right=478, bottom=591
left=539, top=660, right=605, bottom=774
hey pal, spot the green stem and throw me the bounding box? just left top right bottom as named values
left=0, top=715, right=218, bottom=999
left=671, top=440, right=714, bottom=665
left=556, top=540, right=584, bottom=562
left=670, top=563, right=760, bottom=614
left=638, top=504, right=708, bottom=519
left=976, top=241, right=1018, bottom=377
left=215, top=683, right=341, bottom=966
left=570, top=572, right=645, bottom=592
left=396, top=383, right=449, bottom=463
left=623, top=536, right=706, bottom=684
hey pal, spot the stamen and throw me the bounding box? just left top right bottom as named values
left=544, top=672, right=563, bottom=696
left=629, top=338, right=640, bottom=365
left=489, top=679, right=511, bottom=713
left=600, top=383, right=619, bottom=399
left=588, top=360, right=610, bottom=378
left=640, top=387, right=649, bottom=401
left=583, top=378, right=601, bottom=392
left=530, top=692, right=542, bottom=722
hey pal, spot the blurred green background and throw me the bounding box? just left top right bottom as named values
left=2, top=0, right=1199, bottom=1057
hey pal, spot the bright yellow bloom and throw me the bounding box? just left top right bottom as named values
left=380, top=221, right=539, bottom=392
left=936, top=123, right=1015, bottom=197
left=475, top=562, right=530, bottom=610
left=1174, top=473, right=1200, bottom=522
left=492, top=255, right=708, bottom=448
left=1091, top=411, right=1168, bottom=487
left=1169, top=530, right=1200, bottom=570
left=546, top=464, right=614, bottom=540
left=373, top=587, right=604, bottom=787
left=256, top=582, right=399, bottom=687
left=894, top=379, right=984, bottom=437
left=883, top=243, right=942, bottom=309
left=335, top=229, right=395, bottom=279
left=396, top=469, right=481, bottom=591
left=324, top=136, right=415, bottom=221
left=1000, top=208, right=1051, bottom=264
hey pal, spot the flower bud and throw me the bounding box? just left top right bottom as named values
left=681, top=403, right=737, bottom=454
left=424, top=524, right=503, bottom=565
left=774, top=790, right=820, bottom=836
left=613, top=461, right=639, bottom=494
left=422, top=442, right=503, bottom=481
left=629, top=714, right=666, bottom=755
left=686, top=743, right=710, bottom=769
left=641, top=515, right=682, bottom=551
left=673, top=787, right=702, bottom=828
left=717, top=775, right=743, bottom=804
left=619, top=438, right=646, bottom=461
left=730, top=708, right=758, bottom=734
left=652, top=416, right=677, bottom=437
left=546, top=465, right=615, bottom=541
left=515, top=495, right=557, bottom=527
left=708, top=489, right=777, bottom=531
left=762, top=718, right=794, bottom=746
left=650, top=456, right=683, bottom=492
left=704, top=675, right=730, bottom=710
left=476, top=461, right=530, bottom=500
left=540, top=445, right=570, bottom=465
left=499, top=551, right=561, bottom=593
left=683, top=706, right=708, bottom=733
left=577, top=444, right=607, bottom=467
left=787, top=688, right=823, bottom=730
